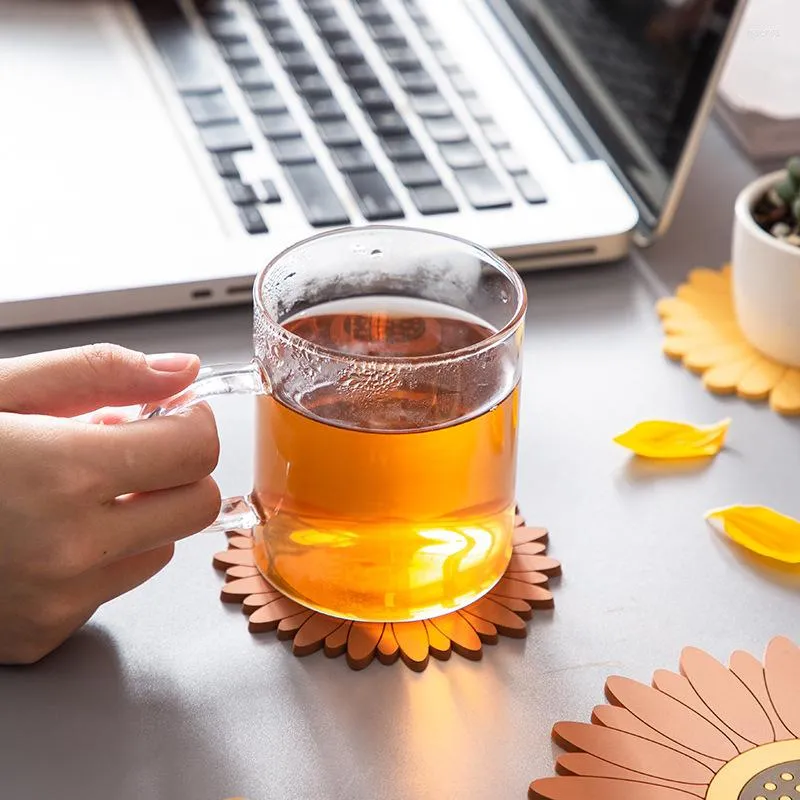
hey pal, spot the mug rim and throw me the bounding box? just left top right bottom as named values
left=735, top=170, right=800, bottom=261
left=252, top=224, right=528, bottom=366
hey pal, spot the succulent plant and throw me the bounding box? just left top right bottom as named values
left=752, top=157, right=800, bottom=248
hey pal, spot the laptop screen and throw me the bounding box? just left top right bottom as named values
left=500, top=0, right=739, bottom=226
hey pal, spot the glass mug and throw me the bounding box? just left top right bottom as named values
left=144, top=226, right=526, bottom=623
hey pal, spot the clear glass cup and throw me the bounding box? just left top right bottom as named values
left=144, top=226, right=526, bottom=622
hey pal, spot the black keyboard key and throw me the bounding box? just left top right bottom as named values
left=256, top=5, right=289, bottom=25
left=409, top=184, right=458, bottom=215
left=450, top=71, right=477, bottom=97
left=453, top=167, right=512, bottom=209
left=318, top=120, right=360, bottom=146
left=327, top=38, right=365, bottom=64
left=423, top=116, right=468, bottom=144
left=498, top=148, right=527, bottom=175
left=263, top=25, right=304, bottom=50
left=381, top=46, right=420, bottom=70
left=354, top=2, right=391, bottom=23
left=278, top=49, right=318, bottom=74
left=206, top=16, right=247, bottom=41
left=238, top=205, right=268, bottom=234
left=343, top=171, right=404, bottom=220
left=303, top=95, right=345, bottom=120
left=199, top=122, right=252, bottom=152
left=313, top=15, right=349, bottom=40
left=482, top=123, right=509, bottom=149
left=355, top=86, right=394, bottom=110
left=515, top=172, right=547, bottom=204
left=341, top=62, right=379, bottom=87
left=394, top=159, right=439, bottom=187
left=270, top=137, right=315, bottom=164
left=257, top=112, right=301, bottom=139
left=300, top=0, right=336, bottom=12
left=464, top=97, right=492, bottom=122
left=396, top=70, right=437, bottom=94
left=439, top=141, right=485, bottom=169
left=210, top=151, right=239, bottom=177
left=259, top=179, right=281, bottom=203
left=366, top=110, right=408, bottom=136
left=244, top=87, right=286, bottom=114
left=232, top=62, right=273, bottom=88
left=409, top=92, right=451, bottom=118
left=224, top=177, right=258, bottom=205
left=218, top=40, right=259, bottom=63
left=138, top=0, right=219, bottom=93
left=291, top=73, right=330, bottom=96
left=367, top=22, right=405, bottom=44
left=197, top=0, right=236, bottom=18
left=182, top=90, right=237, bottom=125
left=330, top=145, right=375, bottom=173
left=283, top=163, right=350, bottom=226
left=381, top=135, right=424, bottom=161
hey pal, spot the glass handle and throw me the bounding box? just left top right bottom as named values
left=139, top=361, right=267, bottom=533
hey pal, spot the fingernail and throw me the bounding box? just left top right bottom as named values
left=146, top=353, right=196, bottom=373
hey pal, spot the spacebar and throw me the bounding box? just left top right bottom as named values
left=283, top=163, right=350, bottom=227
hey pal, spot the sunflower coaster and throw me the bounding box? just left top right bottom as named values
left=530, top=636, right=800, bottom=800
left=212, top=513, right=560, bottom=672
left=657, top=266, right=800, bottom=415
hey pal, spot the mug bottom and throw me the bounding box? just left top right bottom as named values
left=251, top=516, right=514, bottom=623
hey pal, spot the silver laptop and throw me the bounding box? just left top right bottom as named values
left=0, top=0, right=746, bottom=330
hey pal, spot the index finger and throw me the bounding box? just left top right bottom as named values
left=87, top=403, right=220, bottom=499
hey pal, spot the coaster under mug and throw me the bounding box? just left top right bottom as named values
left=213, top=512, right=561, bottom=672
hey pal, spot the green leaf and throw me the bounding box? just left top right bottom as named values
left=776, top=178, right=797, bottom=205
left=787, top=156, right=800, bottom=184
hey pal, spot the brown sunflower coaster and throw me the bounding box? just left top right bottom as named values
left=657, top=266, right=800, bottom=415
left=212, top=513, right=560, bottom=672
left=529, top=636, right=800, bottom=800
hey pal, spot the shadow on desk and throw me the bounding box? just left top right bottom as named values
left=0, top=625, right=240, bottom=800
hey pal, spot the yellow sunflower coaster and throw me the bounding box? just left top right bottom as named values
left=530, top=636, right=800, bottom=800
left=213, top=513, right=560, bottom=672
left=657, top=266, right=800, bottom=415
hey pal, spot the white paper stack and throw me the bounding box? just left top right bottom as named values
left=716, top=0, right=800, bottom=161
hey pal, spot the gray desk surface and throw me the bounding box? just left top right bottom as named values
left=1, top=122, right=799, bottom=800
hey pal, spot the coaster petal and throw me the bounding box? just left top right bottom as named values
left=530, top=638, right=800, bottom=800
left=770, top=369, right=800, bottom=415
left=705, top=505, right=800, bottom=563
left=764, top=636, right=800, bottom=738
left=552, top=722, right=715, bottom=784
left=530, top=776, right=701, bottom=799
left=657, top=267, right=800, bottom=414
left=613, top=419, right=730, bottom=459
left=213, top=513, right=558, bottom=670
left=679, top=647, right=773, bottom=747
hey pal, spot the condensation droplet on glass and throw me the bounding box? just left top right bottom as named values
left=370, top=249, right=383, bottom=258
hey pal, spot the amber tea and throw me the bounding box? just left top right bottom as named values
left=252, top=297, right=519, bottom=622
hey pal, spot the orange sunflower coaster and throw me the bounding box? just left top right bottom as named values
left=530, top=636, right=800, bottom=800
left=657, top=266, right=800, bottom=415
left=212, top=513, right=560, bottom=672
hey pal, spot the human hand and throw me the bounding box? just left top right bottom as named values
left=0, top=345, right=221, bottom=664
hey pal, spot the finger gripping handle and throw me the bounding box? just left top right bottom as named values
left=140, top=361, right=266, bottom=533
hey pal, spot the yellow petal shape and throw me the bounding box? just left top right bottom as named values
left=613, top=418, right=730, bottom=459
left=706, top=505, right=800, bottom=563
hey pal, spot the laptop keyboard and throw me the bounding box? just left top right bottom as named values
left=137, top=0, right=546, bottom=234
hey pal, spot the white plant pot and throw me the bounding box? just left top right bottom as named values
left=732, top=170, right=800, bottom=367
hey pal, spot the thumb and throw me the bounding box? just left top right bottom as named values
left=0, top=344, right=201, bottom=417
